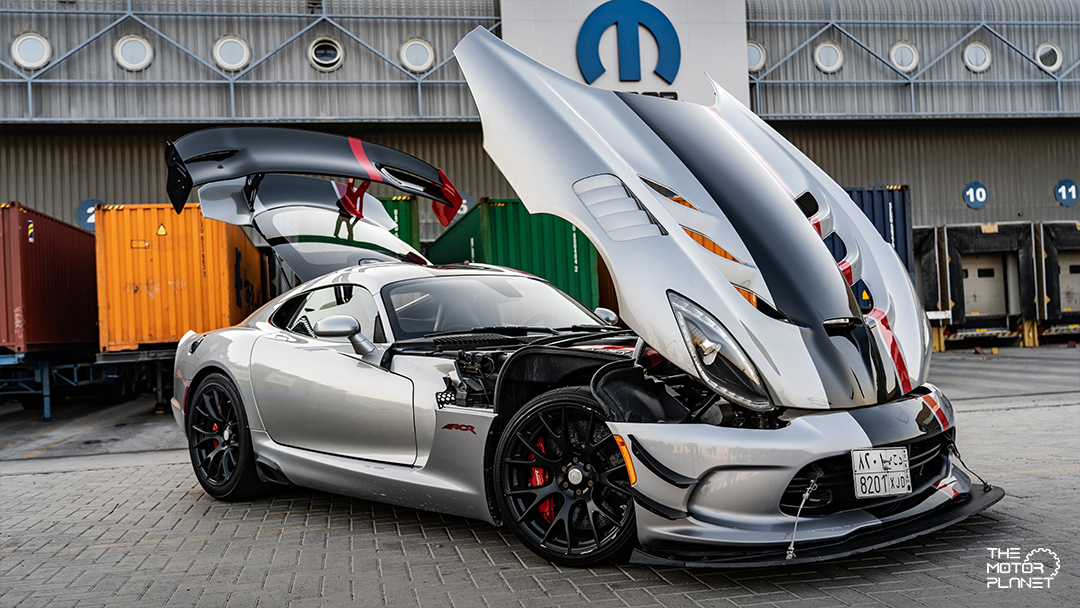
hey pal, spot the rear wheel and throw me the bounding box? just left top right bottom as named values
left=494, top=387, right=636, bottom=566
left=187, top=373, right=268, bottom=501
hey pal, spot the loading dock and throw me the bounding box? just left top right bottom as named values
left=941, top=223, right=1037, bottom=345
left=1036, top=221, right=1080, bottom=339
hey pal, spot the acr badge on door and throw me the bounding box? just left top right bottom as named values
left=851, top=447, right=912, bottom=499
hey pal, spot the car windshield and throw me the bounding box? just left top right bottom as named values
left=382, top=275, right=599, bottom=340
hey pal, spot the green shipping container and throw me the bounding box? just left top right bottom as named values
left=425, top=199, right=600, bottom=309
left=378, top=196, right=421, bottom=250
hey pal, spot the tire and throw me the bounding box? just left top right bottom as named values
left=186, top=372, right=269, bottom=501
left=494, top=387, right=637, bottom=566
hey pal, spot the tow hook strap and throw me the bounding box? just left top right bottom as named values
left=786, top=475, right=819, bottom=560
left=949, top=442, right=993, bottom=492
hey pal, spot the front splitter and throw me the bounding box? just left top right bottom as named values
left=630, top=484, right=1005, bottom=569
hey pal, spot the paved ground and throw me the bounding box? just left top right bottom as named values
left=1, top=346, right=1077, bottom=608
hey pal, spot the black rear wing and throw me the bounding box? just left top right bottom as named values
left=165, top=127, right=463, bottom=225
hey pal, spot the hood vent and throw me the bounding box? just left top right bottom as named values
left=573, top=174, right=664, bottom=241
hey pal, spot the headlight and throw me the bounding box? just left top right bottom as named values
left=668, top=292, right=773, bottom=411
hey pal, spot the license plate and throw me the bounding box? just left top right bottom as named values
left=851, top=448, right=912, bottom=499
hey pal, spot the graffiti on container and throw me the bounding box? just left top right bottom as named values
left=125, top=280, right=161, bottom=299
left=234, top=248, right=258, bottom=313
left=168, top=279, right=185, bottom=296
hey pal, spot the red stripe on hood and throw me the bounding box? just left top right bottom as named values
left=868, top=308, right=912, bottom=394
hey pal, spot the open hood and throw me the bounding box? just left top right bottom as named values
left=198, top=174, right=427, bottom=281
left=455, top=28, right=930, bottom=410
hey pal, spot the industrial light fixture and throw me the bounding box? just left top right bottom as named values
left=890, top=41, right=919, bottom=73
left=308, top=37, right=343, bottom=72
left=963, top=41, right=992, bottom=73
left=1035, top=42, right=1062, bottom=72
left=399, top=38, right=435, bottom=73
left=114, top=35, right=154, bottom=71
left=814, top=41, right=844, bottom=73
left=11, top=32, right=51, bottom=70
left=747, top=40, right=766, bottom=72
left=213, top=36, right=251, bottom=71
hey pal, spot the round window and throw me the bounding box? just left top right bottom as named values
left=1036, top=42, right=1062, bottom=72
left=308, top=37, right=343, bottom=72
left=814, top=41, right=843, bottom=73
left=747, top=40, right=766, bottom=72
left=11, top=32, right=51, bottom=70
left=213, top=36, right=250, bottom=71
left=399, top=38, right=435, bottom=73
left=963, top=41, right=991, bottom=73
left=114, top=35, right=154, bottom=71
left=890, top=41, right=919, bottom=72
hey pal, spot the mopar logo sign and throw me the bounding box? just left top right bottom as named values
left=576, top=0, right=681, bottom=84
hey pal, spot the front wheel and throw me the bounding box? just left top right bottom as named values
left=494, top=387, right=637, bottom=566
left=187, top=372, right=268, bottom=501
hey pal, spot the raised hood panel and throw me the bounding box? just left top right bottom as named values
left=456, top=28, right=929, bottom=409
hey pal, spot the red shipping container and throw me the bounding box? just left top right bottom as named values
left=0, top=202, right=97, bottom=353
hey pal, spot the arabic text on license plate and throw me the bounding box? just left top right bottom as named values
left=851, top=447, right=911, bottom=499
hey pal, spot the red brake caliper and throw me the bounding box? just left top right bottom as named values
left=530, top=437, right=555, bottom=524
left=212, top=423, right=218, bottom=449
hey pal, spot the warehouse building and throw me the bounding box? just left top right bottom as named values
left=2, top=0, right=1078, bottom=340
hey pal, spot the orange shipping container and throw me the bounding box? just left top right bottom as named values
left=95, top=203, right=264, bottom=352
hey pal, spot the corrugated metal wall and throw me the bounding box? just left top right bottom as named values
left=748, top=0, right=1080, bottom=118
left=0, top=123, right=515, bottom=235
left=775, top=120, right=1080, bottom=226
left=1, top=0, right=496, bottom=122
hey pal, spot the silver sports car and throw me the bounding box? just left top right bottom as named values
left=167, top=28, right=1002, bottom=568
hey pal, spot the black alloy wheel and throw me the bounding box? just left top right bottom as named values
left=494, top=387, right=636, bottom=566
left=187, top=372, right=268, bottom=501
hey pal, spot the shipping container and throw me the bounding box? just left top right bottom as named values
left=95, top=203, right=264, bottom=352
left=1, top=202, right=97, bottom=353
left=379, top=196, right=421, bottom=250
left=822, top=186, right=915, bottom=274
left=940, top=222, right=1037, bottom=342
left=425, top=199, right=600, bottom=309
left=1036, top=221, right=1080, bottom=337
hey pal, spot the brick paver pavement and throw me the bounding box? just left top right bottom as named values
left=1, top=348, right=1077, bottom=607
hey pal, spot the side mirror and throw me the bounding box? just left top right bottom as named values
left=313, top=315, right=376, bottom=356
left=595, top=307, right=618, bottom=326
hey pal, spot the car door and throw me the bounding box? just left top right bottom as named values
left=250, top=283, right=417, bottom=465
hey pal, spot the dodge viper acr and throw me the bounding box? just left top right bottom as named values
left=166, top=28, right=1002, bottom=568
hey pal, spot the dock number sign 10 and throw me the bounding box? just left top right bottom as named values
left=964, top=181, right=989, bottom=209
left=1056, top=179, right=1077, bottom=207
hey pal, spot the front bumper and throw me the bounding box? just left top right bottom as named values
left=607, top=383, right=1003, bottom=565
left=630, top=483, right=1004, bottom=568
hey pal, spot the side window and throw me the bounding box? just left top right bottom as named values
left=281, top=284, right=385, bottom=343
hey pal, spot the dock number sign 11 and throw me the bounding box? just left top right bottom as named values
left=964, top=181, right=988, bottom=209
left=1056, top=179, right=1077, bottom=206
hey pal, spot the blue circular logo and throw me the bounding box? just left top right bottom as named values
left=77, top=199, right=103, bottom=232
left=1055, top=179, right=1077, bottom=206
left=963, top=181, right=988, bottom=209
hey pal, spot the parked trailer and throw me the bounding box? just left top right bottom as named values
left=1, top=202, right=107, bottom=419
left=425, top=199, right=600, bottom=309
left=1036, top=221, right=1080, bottom=338
left=940, top=223, right=1038, bottom=345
